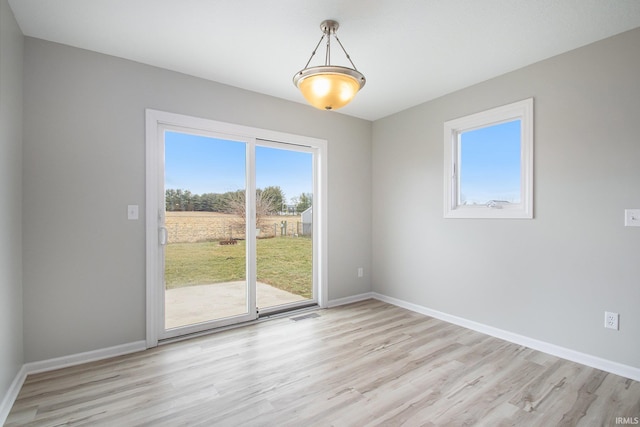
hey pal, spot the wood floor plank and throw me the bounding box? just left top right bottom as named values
left=6, top=300, right=639, bottom=426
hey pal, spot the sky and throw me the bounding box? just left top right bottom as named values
left=165, top=122, right=519, bottom=207
left=164, top=131, right=313, bottom=203
left=459, top=119, right=521, bottom=205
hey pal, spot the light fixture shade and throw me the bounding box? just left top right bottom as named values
left=293, top=20, right=366, bottom=111
left=294, top=66, right=365, bottom=111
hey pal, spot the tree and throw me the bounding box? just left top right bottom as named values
left=177, top=189, right=193, bottom=211
left=261, top=186, right=285, bottom=214
left=296, top=193, right=312, bottom=212
left=225, top=189, right=279, bottom=230
left=164, top=187, right=282, bottom=216
left=165, top=188, right=193, bottom=211
left=198, top=192, right=224, bottom=212
left=165, top=189, right=178, bottom=211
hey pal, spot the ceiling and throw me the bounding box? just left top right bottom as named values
left=9, top=0, right=640, bottom=121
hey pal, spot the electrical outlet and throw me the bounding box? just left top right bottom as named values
left=604, top=311, right=619, bottom=330
left=624, top=209, right=640, bottom=227
left=127, top=205, right=139, bottom=220
left=357, top=267, right=364, bottom=278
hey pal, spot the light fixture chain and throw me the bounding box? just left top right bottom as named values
left=334, top=35, right=359, bottom=71
left=325, top=32, right=331, bottom=66
left=303, top=34, right=326, bottom=71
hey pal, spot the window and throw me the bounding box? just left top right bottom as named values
left=444, top=98, right=533, bottom=219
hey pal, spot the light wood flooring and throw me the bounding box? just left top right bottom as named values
left=6, top=300, right=640, bottom=426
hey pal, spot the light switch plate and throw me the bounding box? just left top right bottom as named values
left=127, top=205, right=139, bottom=220
left=624, top=209, right=640, bottom=227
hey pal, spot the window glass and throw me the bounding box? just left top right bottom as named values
left=459, top=120, right=521, bottom=206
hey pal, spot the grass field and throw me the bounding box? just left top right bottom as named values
left=165, top=236, right=313, bottom=298
left=165, top=211, right=303, bottom=243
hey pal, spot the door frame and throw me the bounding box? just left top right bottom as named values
left=145, top=109, right=328, bottom=348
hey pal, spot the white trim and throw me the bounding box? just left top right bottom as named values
left=0, top=341, right=146, bottom=424
left=145, top=110, right=161, bottom=348
left=0, top=365, right=27, bottom=425
left=372, top=292, right=640, bottom=381
left=444, top=98, right=534, bottom=219
left=247, top=138, right=258, bottom=323
left=327, top=292, right=374, bottom=308
left=317, top=140, right=329, bottom=309
left=145, top=109, right=325, bottom=148
left=22, top=341, right=147, bottom=375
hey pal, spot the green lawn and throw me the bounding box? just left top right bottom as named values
left=165, top=237, right=312, bottom=298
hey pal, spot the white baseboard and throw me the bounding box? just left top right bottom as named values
left=4, top=296, right=638, bottom=424
left=0, top=365, right=27, bottom=426
left=372, top=292, right=640, bottom=382
left=0, top=340, right=146, bottom=425
left=23, top=340, right=147, bottom=375
left=327, top=292, right=374, bottom=308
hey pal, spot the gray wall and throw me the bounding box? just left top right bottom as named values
left=22, top=38, right=371, bottom=362
left=0, top=0, right=23, bottom=399
left=372, top=28, right=640, bottom=368
left=16, top=13, right=639, bottom=372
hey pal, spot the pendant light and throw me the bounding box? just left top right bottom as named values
left=293, top=20, right=366, bottom=111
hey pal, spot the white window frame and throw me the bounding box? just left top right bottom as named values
left=443, top=98, right=534, bottom=219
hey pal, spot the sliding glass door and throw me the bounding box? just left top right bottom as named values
left=162, top=131, right=255, bottom=335
left=146, top=110, right=326, bottom=345
left=255, top=142, right=315, bottom=315
left=148, top=125, right=321, bottom=342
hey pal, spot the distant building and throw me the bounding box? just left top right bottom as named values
left=281, top=204, right=297, bottom=215
left=301, top=206, right=312, bottom=236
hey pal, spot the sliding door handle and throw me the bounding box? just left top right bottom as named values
left=159, top=227, right=168, bottom=246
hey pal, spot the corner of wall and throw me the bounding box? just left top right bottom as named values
left=0, top=0, right=25, bottom=422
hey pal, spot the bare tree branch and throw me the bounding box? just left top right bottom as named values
left=225, top=190, right=278, bottom=231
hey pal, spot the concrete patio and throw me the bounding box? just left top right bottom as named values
left=165, top=281, right=307, bottom=329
